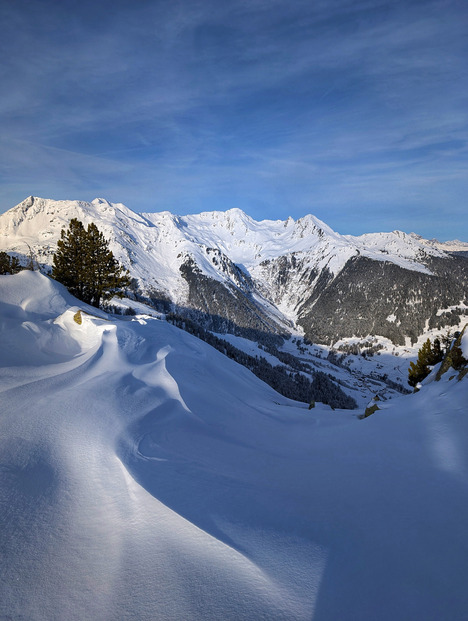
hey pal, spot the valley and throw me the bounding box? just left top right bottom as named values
left=1, top=195, right=467, bottom=407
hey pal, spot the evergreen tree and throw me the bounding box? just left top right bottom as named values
left=408, top=337, right=444, bottom=387
left=430, top=338, right=443, bottom=365
left=0, top=251, right=21, bottom=275
left=85, top=222, right=131, bottom=307
left=450, top=344, right=467, bottom=370
left=52, top=219, right=88, bottom=300
left=441, top=330, right=454, bottom=354
left=52, top=219, right=130, bottom=307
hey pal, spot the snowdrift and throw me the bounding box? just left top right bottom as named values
left=1, top=272, right=468, bottom=620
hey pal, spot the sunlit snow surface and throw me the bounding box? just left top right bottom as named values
left=1, top=272, right=468, bottom=621
left=0, top=196, right=459, bottom=317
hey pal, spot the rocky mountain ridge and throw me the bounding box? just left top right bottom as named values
left=1, top=196, right=467, bottom=345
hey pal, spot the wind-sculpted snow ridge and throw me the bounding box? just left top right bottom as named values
left=1, top=271, right=468, bottom=620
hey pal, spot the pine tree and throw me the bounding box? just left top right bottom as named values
left=408, top=337, right=444, bottom=387
left=85, top=222, right=131, bottom=307
left=430, top=338, right=443, bottom=365
left=52, top=219, right=130, bottom=307
left=441, top=330, right=454, bottom=354
left=450, top=344, right=467, bottom=370
left=52, top=219, right=88, bottom=300
left=0, top=251, right=21, bottom=275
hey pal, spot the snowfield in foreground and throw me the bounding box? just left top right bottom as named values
left=1, top=272, right=468, bottom=620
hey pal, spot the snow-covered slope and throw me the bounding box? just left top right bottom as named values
left=348, top=230, right=447, bottom=273
left=1, top=272, right=468, bottom=620
left=412, top=235, right=468, bottom=254
left=1, top=196, right=467, bottom=346
left=0, top=196, right=189, bottom=303
left=1, top=196, right=449, bottom=276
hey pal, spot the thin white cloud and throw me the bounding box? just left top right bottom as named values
left=0, top=0, right=467, bottom=240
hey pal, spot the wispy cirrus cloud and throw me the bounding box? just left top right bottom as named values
left=0, top=0, right=467, bottom=239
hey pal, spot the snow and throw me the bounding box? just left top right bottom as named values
left=461, top=330, right=468, bottom=359
left=436, top=301, right=468, bottom=316
left=171, top=208, right=350, bottom=269
left=420, top=236, right=468, bottom=253
left=346, top=230, right=447, bottom=274
left=1, top=272, right=468, bottom=620
left=0, top=196, right=456, bottom=331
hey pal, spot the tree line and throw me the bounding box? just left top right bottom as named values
left=0, top=251, right=21, bottom=274
left=408, top=331, right=467, bottom=387
left=167, top=313, right=357, bottom=409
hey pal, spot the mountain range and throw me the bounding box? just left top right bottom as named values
left=1, top=196, right=467, bottom=348
left=2, top=202, right=468, bottom=619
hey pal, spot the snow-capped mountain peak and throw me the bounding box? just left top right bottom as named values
left=1, top=196, right=467, bottom=346
left=347, top=229, right=448, bottom=274
left=1, top=196, right=452, bottom=274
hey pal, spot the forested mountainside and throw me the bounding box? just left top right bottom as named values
left=1, top=196, right=467, bottom=347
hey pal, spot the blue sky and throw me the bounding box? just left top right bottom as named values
left=1, top=0, right=467, bottom=240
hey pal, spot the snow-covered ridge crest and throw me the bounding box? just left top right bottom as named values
left=421, top=236, right=468, bottom=253
left=1, top=196, right=464, bottom=344
left=347, top=230, right=448, bottom=274
left=0, top=196, right=453, bottom=273
left=0, top=196, right=436, bottom=316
